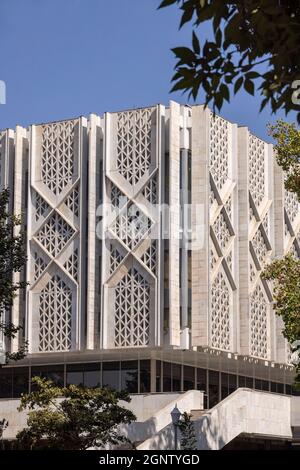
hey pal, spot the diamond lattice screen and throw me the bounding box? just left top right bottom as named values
left=39, top=275, right=72, bottom=352
left=36, top=212, right=75, bottom=257
left=213, top=210, right=231, bottom=251
left=249, top=135, right=265, bottom=207
left=41, top=120, right=75, bottom=195
left=34, top=192, right=49, bottom=222
left=116, top=109, right=152, bottom=186
left=250, top=283, right=268, bottom=358
left=34, top=252, right=47, bottom=281
left=248, top=133, right=271, bottom=360
left=65, top=186, right=79, bottom=217
left=110, top=245, right=123, bottom=274
left=104, top=108, right=158, bottom=349
left=29, top=119, right=81, bottom=354
left=209, top=114, right=229, bottom=190
left=142, top=173, right=157, bottom=204
left=251, top=228, right=269, bottom=266
left=209, top=115, right=234, bottom=351
left=111, top=203, right=152, bottom=250
left=64, top=249, right=79, bottom=282
left=141, top=241, right=157, bottom=274
left=210, top=271, right=231, bottom=350
left=114, top=268, right=150, bottom=347
left=285, top=190, right=298, bottom=225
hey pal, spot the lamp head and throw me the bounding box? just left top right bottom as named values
left=171, top=404, right=181, bottom=425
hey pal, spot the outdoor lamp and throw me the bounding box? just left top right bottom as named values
left=170, top=404, right=182, bottom=450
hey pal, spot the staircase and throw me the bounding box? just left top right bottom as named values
left=135, top=389, right=300, bottom=450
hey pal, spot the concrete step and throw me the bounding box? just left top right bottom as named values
left=190, top=409, right=207, bottom=420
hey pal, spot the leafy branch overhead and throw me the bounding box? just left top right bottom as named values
left=159, top=0, right=300, bottom=121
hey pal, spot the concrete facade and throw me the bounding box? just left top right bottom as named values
left=0, top=102, right=298, bottom=391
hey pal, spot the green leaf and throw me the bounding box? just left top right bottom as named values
left=245, top=71, right=260, bottom=79
left=234, top=76, right=243, bottom=94
left=158, top=0, right=177, bottom=9
left=220, top=83, right=230, bottom=102
left=171, top=47, right=196, bottom=64
left=192, top=31, right=200, bottom=55
left=202, top=79, right=211, bottom=94
left=244, top=79, right=255, bottom=96
left=215, top=93, right=223, bottom=111
left=180, top=4, right=194, bottom=28
left=259, top=97, right=269, bottom=112
left=212, top=73, right=221, bottom=89
left=215, top=28, right=222, bottom=47
left=171, top=78, right=191, bottom=93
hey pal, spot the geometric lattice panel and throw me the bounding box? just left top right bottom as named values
left=115, top=268, right=150, bottom=347
left=209, top=185, right=217, bottom=207
left=63, top=248, right=79, bottom=282
left=210, top=271, right=231, bottom=350
left=249, top=256, right=257, bottom=284
left=212, top=210, right=231, bottom=252
left=39, top=275, right=72, bottom=352
left=34, top=252, right=47, bottom=281
left=35, top=192, right=49, bottom=222
left=41, top=120, right=75, bottom=195
left=250, top=283, right=268, bottom=359
left=111, top=183, right=127, bottom=209
left=251, top=227, right=269, bottom=268
left=262, top=213, right=269, bottom=237
left=226, top=250, right=233, bottom=272
left=117, top=108, right=152, bottom=186
left=209, top=114, right=229, bottom=190
left=142, top=173, right=157, bottom=205
left=141, top=241, right=157, bottom=275
left=65, top=186, right=79, bottom=217
left=290, top=241, right=300, bottom=259
left=224, top=196, right=232, bottom=221
left=285, top=190, right=299, bottom=226
left=249, top=204, right=255, bottom=222
left=249, top=134, right=265, bottom=207
left=36, top=212, right=75, bottom=257
left=111, top=203, right=152, bottom=250
left=110, top=245, right=123, bottom=274
left=210, top=242, right=218, bottom=271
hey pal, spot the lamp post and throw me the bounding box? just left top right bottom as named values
left=0, top=419, right=8, bottom=450
left=171, top=404, right=182, bottom=450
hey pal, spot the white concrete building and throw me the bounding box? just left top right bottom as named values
left=0, top=102, right=298, bottom=425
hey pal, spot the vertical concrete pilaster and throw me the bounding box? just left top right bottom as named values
left=191, top=106, right=210, bottom=346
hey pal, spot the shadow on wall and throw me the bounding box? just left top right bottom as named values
left=136, top=422, right=176, bottom=450
left=195, top=415, right=226, bottom=450
left=133, top=415, right=225, bottom=450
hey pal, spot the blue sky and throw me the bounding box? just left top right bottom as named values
left=0, top=0, right=296, bottom=140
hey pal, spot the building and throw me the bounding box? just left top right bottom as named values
left=0, top=102, right=298, bottom=414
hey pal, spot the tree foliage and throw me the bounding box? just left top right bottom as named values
left=178, top=412, right=197, bottom=450
left=16, top=377, right=136, bottom=450
left=262, top=120, right=300, bottom=383
left=159, top=0, right=300, bottom=122
left=0, top=188, right=28, bottom=361
left=268, top=120, right=300, bottom=199
left=263, top=254, right=300, bottom=385
left=263, top=255, right=300, bottom=346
